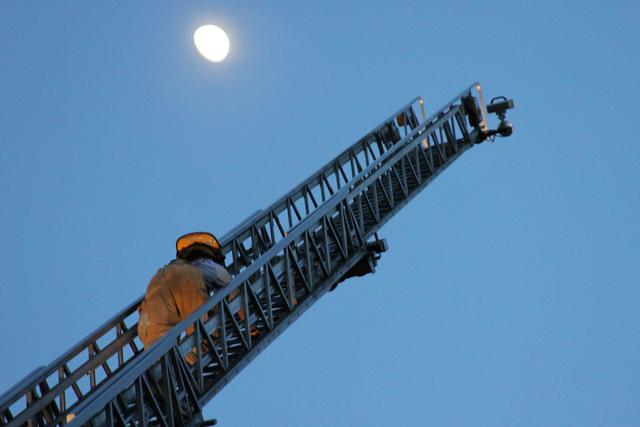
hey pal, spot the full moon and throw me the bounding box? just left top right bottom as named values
left=193, top=25, right=230, bottom=62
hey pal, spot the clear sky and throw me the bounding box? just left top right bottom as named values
left=1, top=2, right=639, bottom=426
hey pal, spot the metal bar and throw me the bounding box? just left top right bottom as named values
left=142, top=374, right=168, bottom=427
left=264, top=264, right=273, bottom=329
left=223, top=300, right=249, bottom=351
left=241, top=283, right=252, bottom=348
left=135, top=378, right=146, bottom=427
left=284, top=246, right=294, bottom=308
left=194, top=322, right=203, bottom=392
left=161, top=357, right=175, bottom=427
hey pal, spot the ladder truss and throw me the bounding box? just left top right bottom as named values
left=1, top=83, right=500, bottom=427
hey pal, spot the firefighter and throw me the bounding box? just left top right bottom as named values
left=138, top=232, right=231, bottom=349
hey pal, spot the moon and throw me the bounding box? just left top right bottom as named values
left=193, top=25, right=230, bottom=62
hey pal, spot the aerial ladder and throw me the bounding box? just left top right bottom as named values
left=0, top=83, right=514, bottom=427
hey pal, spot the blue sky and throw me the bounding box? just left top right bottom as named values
left=1, top=2, right=639, bottom=426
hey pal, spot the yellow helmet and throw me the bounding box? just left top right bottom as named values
left=176, top=232, right=223, bottom=263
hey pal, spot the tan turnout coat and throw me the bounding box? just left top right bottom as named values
left=138, top=259, right=208, bottom=348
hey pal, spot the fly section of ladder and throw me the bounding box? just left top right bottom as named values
left=64, top=83, right=489, bottom=427
left=0, top=89, right=430, bottom=427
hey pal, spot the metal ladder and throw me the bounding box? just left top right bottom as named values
left=0, top=83, right=506, bottom=427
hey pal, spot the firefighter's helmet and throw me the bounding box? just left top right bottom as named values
left=176, top=232, right=223, bottom=264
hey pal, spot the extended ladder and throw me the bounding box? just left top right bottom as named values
left=0, top=83, right=513, bottom=427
